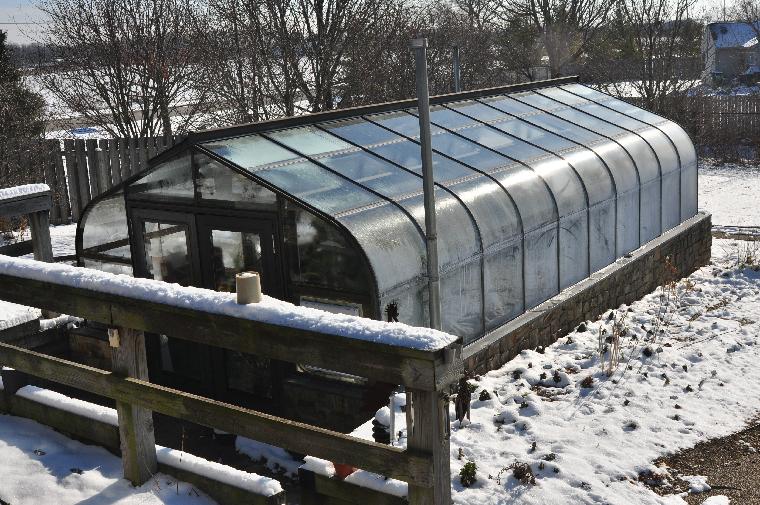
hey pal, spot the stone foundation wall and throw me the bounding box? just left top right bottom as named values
left=464, top=212, right=713, bottom=375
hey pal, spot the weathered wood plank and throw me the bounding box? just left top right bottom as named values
left=129, top=138, right=139, bottom=176
left=86, top=139, right=100, bottom=197
left=43, top=145, right=60, bottom=224
left=111, top=327, right=157, bottom=485
left=0, top=342, right=434, bottom=487
left=28, top=210, right=53, bottom=263
left=0, top=193, right=52, bottom=217
left=406, top=389, right=451, bottom=505
left=74, top=140, right=91, bottom=208
left=97, top=140, right=111, bottom=192
left=0, top=273, right=442, bottom=390
left=109, top=139, right=122, bottom=186
left=63, top=139, right=81, bottom=221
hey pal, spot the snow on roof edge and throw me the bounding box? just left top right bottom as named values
left=0, top=255, right=458, bottom=351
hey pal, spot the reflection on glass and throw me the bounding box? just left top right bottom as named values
left=197, top=154, right=277, bottom=207
left=203, top=135, right=298, bottom=171
left=266, top=126, right=353, bottom=156
left=143, top=221, right=193, bottom=286
left=210, top=230, right=263, bottom=292
left=130, top=155, right=194, bottom=199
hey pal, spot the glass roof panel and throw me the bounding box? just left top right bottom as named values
left=266, top=126, right=354, bottom=157
left=428, top=106, right=475, bottom=128
left=321, top=118, right=398, bottom=145
left=319, top=150, right=422, bottom=197
left=489, top=117, right=577, bottom=151
left=203, top=135, right=297, bottom=170
left=255, top=160, right=381, bottom=215
left=452, top=124, right=548, bottom=162
left=368, top=110, right=429, bottom=137
left=445, top=101, right=511, bottom=122
left=481, top=96, right=540, bottom=116
left=513, top=91, right=567, bottom=111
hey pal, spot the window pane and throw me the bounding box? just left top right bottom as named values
left=210, top=230, right=263, bottom=292
left=81, top=191, right=131, bottom=259
left=551, top=107, right=628, bottom=136
left=481, top=96, right=540, bottom=116
left=142, top=221, right=193, bottom=286
left=514, top=91, right=567, bottom=111
left=196, top=154, right=277, bottom=208
left=129, top=154, right=194, bottom=199
left=428, top=106, right=474, bottom=129
left=369, top=140, right=475, bottom=181
left=489, top=117, right=577, bottom=152
left=368, top=111, right=425, bottom=137
left=519, top=112, right=603, bottom=144
left=431, top=132, right=512, bottom=170
left=447, top=100, right=511, bottom=122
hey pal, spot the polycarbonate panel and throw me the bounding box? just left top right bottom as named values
left=488, top=165, right=557, bottom=232
left=380, top=281, right=427, bottom=328
left=445, top=100, right=514, bottom=122
left=450, top=124, right=550, bottom=162
left=369, top=140, right=475, bottom=181
left=267, top=126, right=354, bottom=156
left=484, top=242, right=524, bottom=330
left=559, top=212, right=589, bottom=289
left=441, top=259, right=483, bottom=341
left=480, top=95, right=541, bottom=116
left=338, top=203, right=426, bottom=294
left=524, top=225, right=559, bottom=308
left=81, top=190, right=131, bottom=259
left=513, top=91, right=567, bottom=112
left=400, top=189, right=480, bottom=270
left=589, top=201, right=616, bottom=270
left=447, top=176, right=522, bottom=249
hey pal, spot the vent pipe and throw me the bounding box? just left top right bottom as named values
left=410, top=37, right=442, bottom=331
left=452, top=45, right=462, bottom=92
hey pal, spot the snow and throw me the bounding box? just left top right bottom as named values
left=681, top=475, right=710, bottom=493
left=0, top=414, right=217, bottom=505
left=155, top=447, right=282, bottom=497
left=303, top=239, right=760, bottom=504
left=0, top=184, right=50, bottom=201
left=8, top=386, right=283, bottom=497
left=703, top=496, right=730, bottom=505
left=699, top=161, right=760, bottom=228
left=708, top=22, right=760, bottom=49
left=234, top=437, right=301, bottom=477
left=0, top=255, right=457, bottom=350
left=0, top=300, right=40, bottom=331
left=16, top=386, right=118, bottom=426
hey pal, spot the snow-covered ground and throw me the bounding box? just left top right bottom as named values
left=699, top=161, right=760, bottom=229
left=0, top=414, right=217, bottom=505
left=304, top=238, right=760, bottom=504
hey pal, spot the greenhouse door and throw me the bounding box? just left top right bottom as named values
left=131, top=209, right=214, bottom=396
left=196, top=215, right=285, bottom=408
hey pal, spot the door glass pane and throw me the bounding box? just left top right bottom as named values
left=210, top=230, right=263, bottom=292
left=142, top=221, right=193, bottom=286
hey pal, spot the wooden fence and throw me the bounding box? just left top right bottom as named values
left=1, top=135, right=182, bottom=225
left=0, top=259, right=462, bottom=504
left=625, top=95, right=760, bottom=147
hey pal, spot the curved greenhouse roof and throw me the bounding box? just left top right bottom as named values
left=77, top=77, right=698, bottom=345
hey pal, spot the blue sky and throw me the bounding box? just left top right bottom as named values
left=0, top=0, right=44, bottom=44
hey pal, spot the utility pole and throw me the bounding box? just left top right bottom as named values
left=410, top=37, right=442, bottom=331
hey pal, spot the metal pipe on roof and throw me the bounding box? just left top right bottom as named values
left=452, top=45, right=462, bottom=93
left=410, top=37, right=442, bottom=331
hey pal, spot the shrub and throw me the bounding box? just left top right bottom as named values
left=459, top=461, right=477, bottom=487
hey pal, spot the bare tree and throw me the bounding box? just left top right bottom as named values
left=599, top=0, right=701, bottom=110
left=499, top=0, right=614, bottom=77
left=38, top=0, right=209, bottom=137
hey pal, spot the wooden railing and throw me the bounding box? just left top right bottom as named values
left=0, top=260, right=462, bottom=504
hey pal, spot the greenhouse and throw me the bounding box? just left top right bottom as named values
left=76, top=78, right=697, bottom=414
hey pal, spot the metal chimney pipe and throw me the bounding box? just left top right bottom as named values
left=452, top=45, right=462, bottom=93
left=410, top=37, right=442, bottom=331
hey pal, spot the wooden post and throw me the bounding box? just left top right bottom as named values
left=406, top=389, right=451, bottom=505
left=28, top=210, right=53, bottom=263
left=110, top=327, right=158, bottom=486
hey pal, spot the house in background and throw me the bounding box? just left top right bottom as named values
left=702, top=21, right=760, bottom=85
